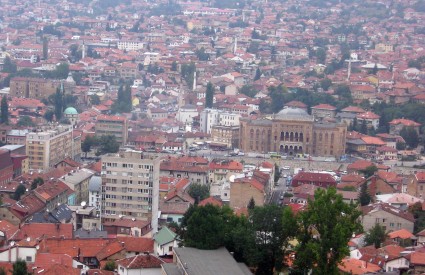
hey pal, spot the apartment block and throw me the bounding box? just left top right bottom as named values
left=9, top=77, right=59, bottom=99
left=26, top=125, right=73, bottom=171
left=96, top=115, right=128, bottom=145
left=199, top=108, right=240, bottom=134
left=101, top=150, right=161, bottom=232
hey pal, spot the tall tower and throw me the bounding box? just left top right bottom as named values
left=6, top=33, right=9, bottom=45
left=81, top=42, right=86, bottom=59
left=192, top=71, right=197, bottom=91
left=233, top=37, right=237, bottom=54
left=347, top=59, right=352, bottom=81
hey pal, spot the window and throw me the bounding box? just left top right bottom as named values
left=26, top=256, right=32, bottom=262
left=169, top=246, right=173, bottom=252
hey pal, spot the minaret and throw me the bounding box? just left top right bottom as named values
left=192, top=71, right=197, bottom=91
left=347, top=58, right=352, bottom=81
left=82, top=42, right=86, bottom=59
left=233, top=37, right=237, bottom=54
left=6, top=33, right=9, bottom=45
left=242, top=11, right=245, bottom=22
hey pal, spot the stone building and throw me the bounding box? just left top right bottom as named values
left=9, top=77, right=59, bottom=99
left=239, top=107, right=347, bottom=157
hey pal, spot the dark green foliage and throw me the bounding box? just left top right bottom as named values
left=364, top=224, right=386, bottom=248
left=181, top=204, right=234, bottom=249
left=247, top=197, right=255, bottom=209
left=400, top=126, right=419, bottom=149
left=43, top=63, right=69, bottom=79
left=81, top=136, right=96, bottom=155
left=1, top=96, right=8, bottom=124
left=13, top=185, right=26, bottom=201
left=187, top=183, right=210, bottom=204
left=89, top=94, right=101, bottom=105
left=359, top=182, right=372, bottom=206
left=31, top=177, right=44, bottom=190
left=205, top=82, right=214, bottom=108
left=360, top=165, right=378, bottom=178
left=320, top=78, right=332, bottom=91
left=254, top=68, right=261, bottom=81
left=239, top=85, right=259, bottom=98
left=111, top=85, right=132, bottom=114
left=103, top=260, right=116, bottom=271
left=181, top=63, right=196, bottom=90
left=196, top=47, right=209, bottom=61
left=96, top=135, right=120, bottom=156
left=44, top=110, right=54, bottom=122
left=54, top=88, right=64, bottom=121
left=171, top=61, right=177, bottom=71
left=409, top=202, right=425, bottom=234
left=12, top=259, right=28, bottom=275
left=2, top=56, right=17, bottom=73
left=293, top=188, right=362, bottom=275
left=0, top=267, right=6, bottom=275
left=274, top=163, right=281, bottom=183
left=17, top=116, right=35, bottom=127
left=42, top=37, right=49, bottom=60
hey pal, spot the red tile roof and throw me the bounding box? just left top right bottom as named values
left=389, top=118, right=420, bottom=126
left=96, top=241, right=124, bottom=261
left=198, top=197, right=223, bottom=207
left=388, top=229, right=414, bottom=240
left=116, top=237, right=154, bottom=253
left=11, top=223, right=73, bottom=241
left=338, top=258, right=380, bottom=275
left=311, top=103, right=336, bottom=110
left=97, top=114, right=127, bottom=122
left=116, top=254, right=164, bottom=269
left=356, top=111, right=380, bottom=120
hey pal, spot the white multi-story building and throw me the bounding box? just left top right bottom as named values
left=117, top=40, right=144, bottom=51
left=101, top=150, right=161, bottom=232
left=88, top=176, right=101, bottom=213
left=177, top=104, right=198, bottom=124
left=199, top=108, right=240, bottom=134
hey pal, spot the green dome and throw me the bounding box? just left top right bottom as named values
left=64, top=107, right=78, bottom=115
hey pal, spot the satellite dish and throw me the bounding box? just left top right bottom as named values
left=36, top=245, right=40, bottom=250
left=131, top=218, right=136, bottom=221
left=25, top=189, right=29, bottom=192
left=119, top=214, right=123, bottom=218
left=229, top=175, right=235, bottom=183
left=26, top=237, right=31, bottom=242
left=81, top=201, right=87, bottom=207
left=10, top=241, right=15, bottom=247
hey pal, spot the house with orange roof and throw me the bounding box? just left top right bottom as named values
left=361, top=203, right=414, bottom=233
left=407, top=172, right=425, bottom=200
left=406, top=252, right=425, bottom=274
left=160, top=156, right=209, bottom=185
left=356, top=111, right=380, bottom=130
left=338, top=258, right=381, bottom=275
left=311, top=103, right=337, bottom=120
left=208, top=159, right=243, bottom=183
left=389, top=118, right=421, bottom=135
left=230, top=176, right=265, bottom=209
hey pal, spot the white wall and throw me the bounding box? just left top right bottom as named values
left=0, top=247, right=36, bottom=263
left=118, top=266, right=162, bottom=275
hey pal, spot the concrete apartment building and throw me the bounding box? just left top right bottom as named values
left=200, top=108, right=240, bottom=135
left=101, top=150, right=161, bottom=232
left=26, top=125, right=74, bottom=171
left=9, top=77, right=59, bottom=99
left=96, top=115, right=128, bottom=145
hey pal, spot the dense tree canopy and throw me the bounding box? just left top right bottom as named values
left=111, top=85, right=132, bottom=114
left=364, top=223, right=387, bottom=248
left=187, top=183, right=210, bottom=204
left=293, top=188, right=362, bottom=275
left=1, top=96, right=8, bottom=124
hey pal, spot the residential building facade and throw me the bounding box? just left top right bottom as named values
left=96, top=115, right=128, bottom=145
left=101, top=150, right=161, bottom=232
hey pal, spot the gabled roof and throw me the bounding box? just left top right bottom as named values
left=311, top=103, right=336, bottom=110
left=389, top=118, right=420, bottom=126
left=154, top=226, right=177, bottom=246
left=198, top=197, right=223, bottom=207
left=117, top=237, right=154, bottom=253
left=96, top=241, right=124, bottom=261
left=361, top=203, right=415, bottom=223
left=10, top=223, right=73, bottom=241
left=338, top=258, right=380, bottom=275
left=388, top=229, right=414, bottom=240
left=116, top=254, right=164, bottom=269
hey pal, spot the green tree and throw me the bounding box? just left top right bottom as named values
left=81, top=136, right=96, bottom=156
left=31, top=177, right=44, bottom=190
left=359, top=182, right=372, bottom=206
left=239, top=85, right=259, bottom=98
left=196, top=47, right=209, bottom=61
left=400, top=126, right=419, bottom=148
left=1, top=96, right=8, bottom=124
left=254, top=68, right=261, bottom=81
left=274, top=163, right=281, bottom=183
left=247, top=197, right=255, bottom=209
left=89, top=94, right=101, bottom=105
left=171, top=61, right=178, bottom=71
left=111, top=85, right=132, bottom=114
left=2, top=56, right=17, bottom=73
left=187, top=183, right=210, bottom=204
left=0, top=267, right=6, bottom=275
left=54, top=88, right=64, bottom=121
left=316, top=47, right=327, bottom=64
left=43, top=110, right=54, bottom=122
left=360, top=165, right=378, bottom=178
left=42, top=37, right=49, bottom=60
left=372, top=63, right=378, bottom=75
left=103, top=260, right=116, bottom=271
left=181, top=63, right=196, bottom=90
left=364, top=223, right=387, bottom=248
left=12, top=259, right=28, bottom=275
left=409, top=202, right=425, bottom=233
left=293, top=188, right=362, bottom=275
left=181, top=204, right=234, bottom=249
left=17, top=116, right=35, bottom=127
left=205, top=82, right=214, bottom=108
left=96, top=135, right=119, bottom=156
left=13, top=184, right=26, bottom=201
left=320, top=78, right=332, bottom=91
left=359, top=119, right=368, bottom=134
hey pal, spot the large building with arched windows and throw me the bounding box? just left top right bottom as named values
left=239, top=107, right=347, bottom=157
